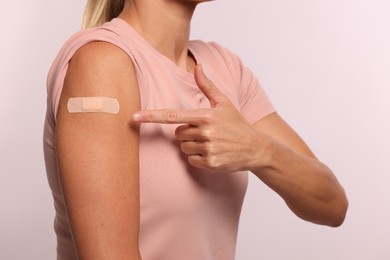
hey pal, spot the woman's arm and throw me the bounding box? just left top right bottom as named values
left=133, top=64, right=348, bottom=227
left=56, top=42, right=142, bottom=259
left=252, top=113, right=348, bottom=227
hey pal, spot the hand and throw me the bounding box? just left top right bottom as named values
left=132, top=64, right=270, bottom=173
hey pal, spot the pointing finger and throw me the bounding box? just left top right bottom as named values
left=132, top=108, right=211, bottom=125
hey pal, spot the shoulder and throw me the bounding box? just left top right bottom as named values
left=71, top=41, right=133, bottom=72
left=47, top=21, right=131, bottom=90
left=189, top=41, right=247, bottom=92
left=190, top=40, right=244, bottom=75
left=52, top=19, right=137, bottom=95
left=47, top=21, right=141, bottom=121
left=65, top=41, right=136, bottom=97
left=65, top=19, right=125, bottom=47
left=53, top=20, right=130, bottom=69
left=58, top=40, right=140, bottom=129
left=190, top=40, right=233, bottom=56
left=190, top=40, right=239, bottom=60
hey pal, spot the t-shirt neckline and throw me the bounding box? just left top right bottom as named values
left=111, top=18, right=199, bottom=83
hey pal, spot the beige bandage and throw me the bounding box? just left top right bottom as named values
left=67, top=97, right=120, bottom=114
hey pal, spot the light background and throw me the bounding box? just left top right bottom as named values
left=1, top=0, right=389, bottom=259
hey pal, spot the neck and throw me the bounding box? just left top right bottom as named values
left=119, top=0, right=197, bottom=71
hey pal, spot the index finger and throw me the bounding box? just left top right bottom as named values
left=132, top=109, right=208, bottom=125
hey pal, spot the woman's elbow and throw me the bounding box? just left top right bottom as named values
left=328, top=193, right=349, bottom=227
left=316, top=188, right=349, bottom=228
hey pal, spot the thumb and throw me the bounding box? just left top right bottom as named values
left=194, top=64, right=227, bottom=108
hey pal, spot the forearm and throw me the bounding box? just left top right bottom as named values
left=251, top=136, right=348, bottom=227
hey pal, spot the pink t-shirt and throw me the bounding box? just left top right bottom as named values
left=44, top=18, right=275, bottom=260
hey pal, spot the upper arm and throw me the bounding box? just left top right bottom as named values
left=253, top=112, right=317, bottom=159
left=56, top=42, right=141, bottom=259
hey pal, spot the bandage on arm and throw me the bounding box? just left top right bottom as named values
left=67, top=97, right=120, bottom=114
left=56, top=42, right=141, bottom=259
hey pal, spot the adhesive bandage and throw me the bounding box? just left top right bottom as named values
left=67, top=97, right=120, bottom=114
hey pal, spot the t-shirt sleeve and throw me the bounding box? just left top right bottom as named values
left=208, top=42, right=276, bottom=124
left=238, top=61, right=275, bottom=124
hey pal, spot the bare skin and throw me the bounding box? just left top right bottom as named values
left=118, top=0, right=200, bottom=72
left=56, top=42, right=142, bottom=259
left=56, top=0, right=347, bottom=259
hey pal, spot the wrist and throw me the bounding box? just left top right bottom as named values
left=248, top=130, right=275, bottom=174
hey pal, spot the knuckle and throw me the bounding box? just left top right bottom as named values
left=143, top=113, right=154, bottom=122
left=200, top=128, right=211, bottom=140
left=205, top=156, right=220, bottom=173
left=203, top=142, right=216, bottom=155
left=163, top=110, right=177, bottom=123
left=200, top=113, right=215, bottom=124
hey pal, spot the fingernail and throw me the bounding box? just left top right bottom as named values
left=132, top=113, right=142, bottom=121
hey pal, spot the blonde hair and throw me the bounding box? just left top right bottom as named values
left=82, top=0, right=125, bottom=29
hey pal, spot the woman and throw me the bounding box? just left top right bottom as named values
left=44, top=0, right=348, bottom=259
